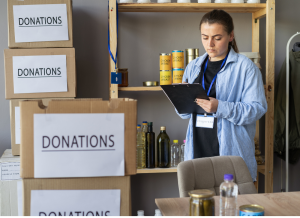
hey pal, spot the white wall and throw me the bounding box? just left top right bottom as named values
left=1, top=0, right=300, bottom=215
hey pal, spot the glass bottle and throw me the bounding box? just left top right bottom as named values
left=171, top=140, right=180, bottom=167
left=157, top=126, right=170, bottom=168
left=145, top=122, right=155, bottom=168
left=219, top=174, right=238, bottom=216
left=136, top=125, right=146, bottom=169
left=180, top=140, right=186, bottom=162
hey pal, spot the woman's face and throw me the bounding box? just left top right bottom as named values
left=200, top=23, right=234, bottom=60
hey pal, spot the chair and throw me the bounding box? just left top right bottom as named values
left=177, top=156, right=257, bottom=197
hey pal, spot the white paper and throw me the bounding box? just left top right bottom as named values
left=34, top=114, right=125, bottom=178
left=13, top=4, right=69, bottom=43
left=17, top=180, right=23, bottom=216
left=15, top=107, right=21, bottom=144
left=196, top=115, right=214, bottom=128
left=1, top=162, right=21, bottom=180
left=13, top=55, right=68, bottom=94
left=30, top=190, right=120, bottom=216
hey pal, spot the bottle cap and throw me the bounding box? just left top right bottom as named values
left=137, top=125, right=141, bottom=128
left=143, top=121, right=148, bottom=124
left=183, top=140, right=186, bottom=143
left=173, top=140, right=178, bottom=143
left=224, top=174, right=234, bottom=181
left=155, top=209, right=162, bottom=215
left=160, top=126, right=166, bottom=130
left=137, top=210, right=144, bottom=216
left=148, top=122, right=153, bottom=126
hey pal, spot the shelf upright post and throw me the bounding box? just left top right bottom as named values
left=109, top=0, right=118, bottom=99
left=265, top=0, right=275, bottom=193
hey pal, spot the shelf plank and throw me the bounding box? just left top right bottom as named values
left=118, top=86, right=162, bottom=91
left=257, top=164, right=265, bottom=175
left=137, top=167, right=177, bottom=174
left=119, top=3, right=266, bottom=13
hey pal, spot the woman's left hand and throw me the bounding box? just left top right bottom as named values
left=196, top=97, right=219, bottom=113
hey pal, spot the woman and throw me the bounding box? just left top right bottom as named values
left=177, top=10, right=267, bottom=181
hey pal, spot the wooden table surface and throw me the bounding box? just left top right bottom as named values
left=155, top=192, right=300, bottom=216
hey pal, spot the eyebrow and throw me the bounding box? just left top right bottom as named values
left=201, top=34, right=223, bottom=37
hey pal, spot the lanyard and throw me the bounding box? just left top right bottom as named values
left=202, top=52, right=229, bottom=96
left=108, top=0, right=118, bottom=71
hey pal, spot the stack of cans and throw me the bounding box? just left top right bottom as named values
left=172, top=50, right=184, bottom=84
left=159, top=53, right=172, bottom=85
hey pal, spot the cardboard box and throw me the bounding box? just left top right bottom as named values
left=20, top=99, right=137, bottom=178
left=10, top=98, right=74, bottom=156
left=0, top=149, right=22, bottom=216
left=23, top=176, right=131, bottom=216
left=8, top=0, right=73, bottom=48
left=4, top=48, right=76, bottom=99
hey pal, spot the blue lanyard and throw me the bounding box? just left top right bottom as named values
left=202, top=52, right=229, bottom=96
left=108, top=0, right=118, bottom=70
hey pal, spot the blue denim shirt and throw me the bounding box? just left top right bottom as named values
left=176, top=47, right=267, bottom=181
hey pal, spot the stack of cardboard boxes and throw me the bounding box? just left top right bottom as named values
left=5, top=0, right=76, bottom=156
left=4, top=1, right=137, bottom=215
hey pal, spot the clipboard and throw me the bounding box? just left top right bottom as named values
left=161, top=84, right=209, bottom=114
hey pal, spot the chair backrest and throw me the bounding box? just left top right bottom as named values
left=177, top=156, right=257, bottom=197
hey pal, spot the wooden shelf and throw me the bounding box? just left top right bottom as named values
left=137, top=167, right=177, bottom=174
left=118, top=86, right=162, bottom=91
left=118, top=3, right=266, bottom=13
left=257, top=164, right=265, bottom=175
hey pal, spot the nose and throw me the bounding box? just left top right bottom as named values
left=208, top=38, right=214, bottom=48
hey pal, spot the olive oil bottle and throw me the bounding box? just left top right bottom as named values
left=157, top=126, right=171, bottom=168
left=145, top=122, right=155, bottom=168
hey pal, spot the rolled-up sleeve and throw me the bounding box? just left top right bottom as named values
left=215, top=67, right=267, bottom=125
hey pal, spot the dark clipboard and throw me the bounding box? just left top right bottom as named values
left=161, top=84, right=209, bottom=114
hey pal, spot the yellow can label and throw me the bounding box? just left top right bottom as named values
left=160, top=71, right=172, bottom=85
left=160, top=54, right=172, bottom=71
left=172, top=52, right=184, bottom=68
left=173, top=69, right=184, bottom=83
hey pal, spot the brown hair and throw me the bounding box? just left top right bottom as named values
left=200, top=10, right=239, bottom=53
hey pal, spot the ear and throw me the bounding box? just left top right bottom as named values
left=229, top=31, right=234, bottom=42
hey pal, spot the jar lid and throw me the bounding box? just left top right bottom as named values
left=117, top=68, right=128, bottom=72
left=188, top=189, right=214, bottom=198
left=160, top=53, right=171, bottom=56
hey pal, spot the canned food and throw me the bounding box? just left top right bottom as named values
left=239, top=204, right=264, bottom=216
left=173, top=68, right=184, bottom=83
left=185, top=48, right=199, bottom=66
left=189, top=190, right=215, bottom=216
left=160, top=70, right=172, bottom=85
left=160, top=53, right=172, bottom=71
left=172, top=50, right=184, bottom=68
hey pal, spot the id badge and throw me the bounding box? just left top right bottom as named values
left=111, top=72, right=122, bottom=84
left=196, top=114, right=214, bottom=129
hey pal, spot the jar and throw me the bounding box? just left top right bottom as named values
left=189, top=190, right=215, bottom=216
left=117, top=68, right=128, bottom=87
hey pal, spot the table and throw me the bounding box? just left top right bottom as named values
left=155, top=192, right=300, bottom=216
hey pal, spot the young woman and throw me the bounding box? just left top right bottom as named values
left=176, top=10, right=267, bottom=181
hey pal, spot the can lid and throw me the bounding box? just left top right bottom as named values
left=239, top=205, right=265, bottom=213
left=160, top=126, right=166, bottom=130
left=172, top=50, right=184, bottom=53
left=188, top=189, right=214, bottom=198
left=173, top=140, right=178, bottom=143
left=160, top=53, right=171, bottom=56
left=186, top=48, right=200, bottom=56
left=224, top=174, right=234, bottom=180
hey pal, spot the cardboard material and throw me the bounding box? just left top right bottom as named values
left=4, top=48, right=76, bottom=99
left=10, top=98, right=74, bottom=156
left=8, top=0, right=73, bottom=48
left=20, top=99, right=137, bottom=177
left=23, top=176, right=131, bottom=216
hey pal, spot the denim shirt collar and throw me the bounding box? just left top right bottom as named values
left=194, top=46, right=238, bottom=71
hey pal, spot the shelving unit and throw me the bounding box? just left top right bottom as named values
left=137, top=167, right=177, bottom=174
left=109, top=1, right=275, bottom=193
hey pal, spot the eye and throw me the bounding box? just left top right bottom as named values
left=215, top=38, right=221, bottom=41
left=202, top=38, right=208, bottom=40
